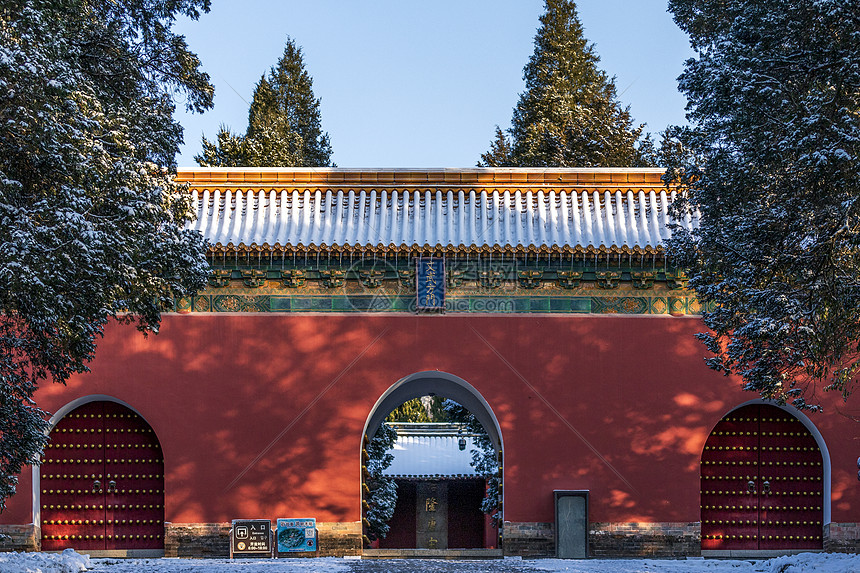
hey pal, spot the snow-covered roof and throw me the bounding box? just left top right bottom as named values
left=178, top=168, right=695, bottom=254
left=383, top=423, right=480, bottom=479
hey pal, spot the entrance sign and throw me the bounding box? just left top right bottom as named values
left=277, top=518, right=317, bottom=552
left=416, top=258, right=445, bottom=310
left=230, top=519, right=272, bottom=556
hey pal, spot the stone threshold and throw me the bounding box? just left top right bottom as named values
left=362, top=549, right=503, bottom=559
left=41, top=549, right=165, bottom=558
left=702, top=549, right=823, bottom=559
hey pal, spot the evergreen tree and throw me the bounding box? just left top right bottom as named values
left=386, top=398, right=432, bottom=423
left=363, top=423, right=397, bottom=542
left=0, top=0, right=212, bottom=509
left=477, top=126, right=514, bottom=167
left=196, top=37, right=332, bottom=167
left=665, top=0, right=860, bottom=409
left=196, top=125, right=249, bottom=167
left=385, top=396, right=447, bottom=423
left=486, top=0, right=651, bottom=167
left=444, top=400, right=501, bottom=526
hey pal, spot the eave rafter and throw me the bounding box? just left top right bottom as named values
left=179, top=168, right=693, bottom=258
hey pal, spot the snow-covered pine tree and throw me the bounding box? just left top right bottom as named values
left=486, top=0, right=651, bottom=167
left=195, top=125, right=250, bottom=167
left=386, top=398, right=432, bottom=423
left=666, top=0, right=860, bottom=409
left=443, top=400, right=501, bottom=526
left=363, top=423, right=397, bottom=543
left=477, top=126, right=514, bottom=167
left=196, top=37, right=332, bottom=167
left=0, top=0, right=212, bottom=509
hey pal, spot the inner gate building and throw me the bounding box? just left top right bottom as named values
left=1, top=168, right=858, bottom=558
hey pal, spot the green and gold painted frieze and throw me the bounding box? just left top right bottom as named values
left=176, top=255, right=701, bottom=316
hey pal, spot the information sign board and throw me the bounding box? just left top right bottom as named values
left=231, top=519, right=272, bottom=555
left=277, top=518, right=317, bottom=553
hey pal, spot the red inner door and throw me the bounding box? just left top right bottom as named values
left=758, top=412, right=823, bottom=550
left=41, top=401, right=164, bottom=552
left=701, top=408, right=760, bottom=550
left=701, top=404, right=823, bottom=551
left=41, top=402, right=107, bottom=550
left=102, top=402, right=165, bottom=550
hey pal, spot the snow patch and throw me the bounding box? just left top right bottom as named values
left=0, top=548, right=91, bottom=573
left=0, top=550, right=856, bottom=572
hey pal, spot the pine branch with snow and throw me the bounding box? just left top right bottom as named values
left=196, top=37, right=332, bottom=167
left=0, top=0, right=212, bottom=509
left=363, top=423, right=397, bottom=542
left=484, top=0, right=653, bottom=167
left=666, top=0, right=860, bottom=409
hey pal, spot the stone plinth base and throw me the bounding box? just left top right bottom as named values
left=363, top=548, right=503, bottom=559
left=825, top=523, right=860, bottom=553
left=0, top=524, right=39, bottom=552
left=502, top=521, right=701, bottom=558
left=164, top=523, right=229, bottom=558
left=502, top=522, right=554, bottom=557
left=315, top=522, right=362, bottom=557
left=589, top=522, right=700, bottom=557
left=164, top=521, right=361, bottom=558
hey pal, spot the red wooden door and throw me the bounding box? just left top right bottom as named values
left=40, top=402, right=108, bottom=550
left=758, top=412, right=823, bottom=550
left=701, top=404, right=823, bottom=551
left=41, top=402, right=164, bottom=551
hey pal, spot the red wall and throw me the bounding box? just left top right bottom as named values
left=3, top=314, right=859, bottom=528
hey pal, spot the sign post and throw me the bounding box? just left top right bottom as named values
left=277, top=518, right=317, bottom=553
left=230, top=519, right=273, bottom=558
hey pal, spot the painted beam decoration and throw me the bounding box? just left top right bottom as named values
left=277, top=518, right=317, bottom=552
left=416, top=258, right=445, bottom=310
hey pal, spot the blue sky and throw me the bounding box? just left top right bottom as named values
left=173, top=1, right=694, bottom=168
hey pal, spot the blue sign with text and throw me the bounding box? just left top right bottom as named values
left=277, top=518, right=317, bottom=553
left=416, top=258, right=445, bottom=310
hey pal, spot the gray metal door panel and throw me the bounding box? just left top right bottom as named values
left=556, top=491, right=587, bottom=558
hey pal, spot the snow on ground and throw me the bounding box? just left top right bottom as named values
left=0, top=548, right=92, bottom=573
left=0, top=551, right=857, bottom=573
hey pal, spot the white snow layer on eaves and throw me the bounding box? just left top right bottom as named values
left=383, top=434, right=479, bottom=478
left=187, top=187, right=697, bottom=252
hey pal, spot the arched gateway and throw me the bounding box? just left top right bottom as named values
left=362, top=372, right=503, bottom=550
left=701, top=403, right=828, bottom=554
left=38, top=398, right=165, bottom=555
left=363, top=371, right=503, bottom=452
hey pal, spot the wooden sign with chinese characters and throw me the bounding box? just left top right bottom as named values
left=416, top=481, right=447, bottom=549
left=416, top=258, right=445, bottom=310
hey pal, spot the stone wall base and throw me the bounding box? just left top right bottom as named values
left=0, top=524, right=39, bottom=552
left=316, top=521, right=362, bottom=557
left=502, top=522, right=554, bottom=557
left=164, top=523, right=229, bottom=558
left=589, top=522, right=700, bottom=557
left=501, top=521, right=701, bottom=558
left=9, top=520, right=849, bottom=557
left=164, top=522, right=362, bottom=558
left=824, top=523, right=860, bottom=553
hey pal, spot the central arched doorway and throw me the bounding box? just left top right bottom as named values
left=361, top=371, right=503, bottom=554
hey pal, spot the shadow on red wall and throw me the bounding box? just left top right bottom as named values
left=2, top=314, right=856, bottom=528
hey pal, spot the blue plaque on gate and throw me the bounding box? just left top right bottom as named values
left=416, top=258, right=445, bottom=310
left=277, top=518, right=317, bottom=553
